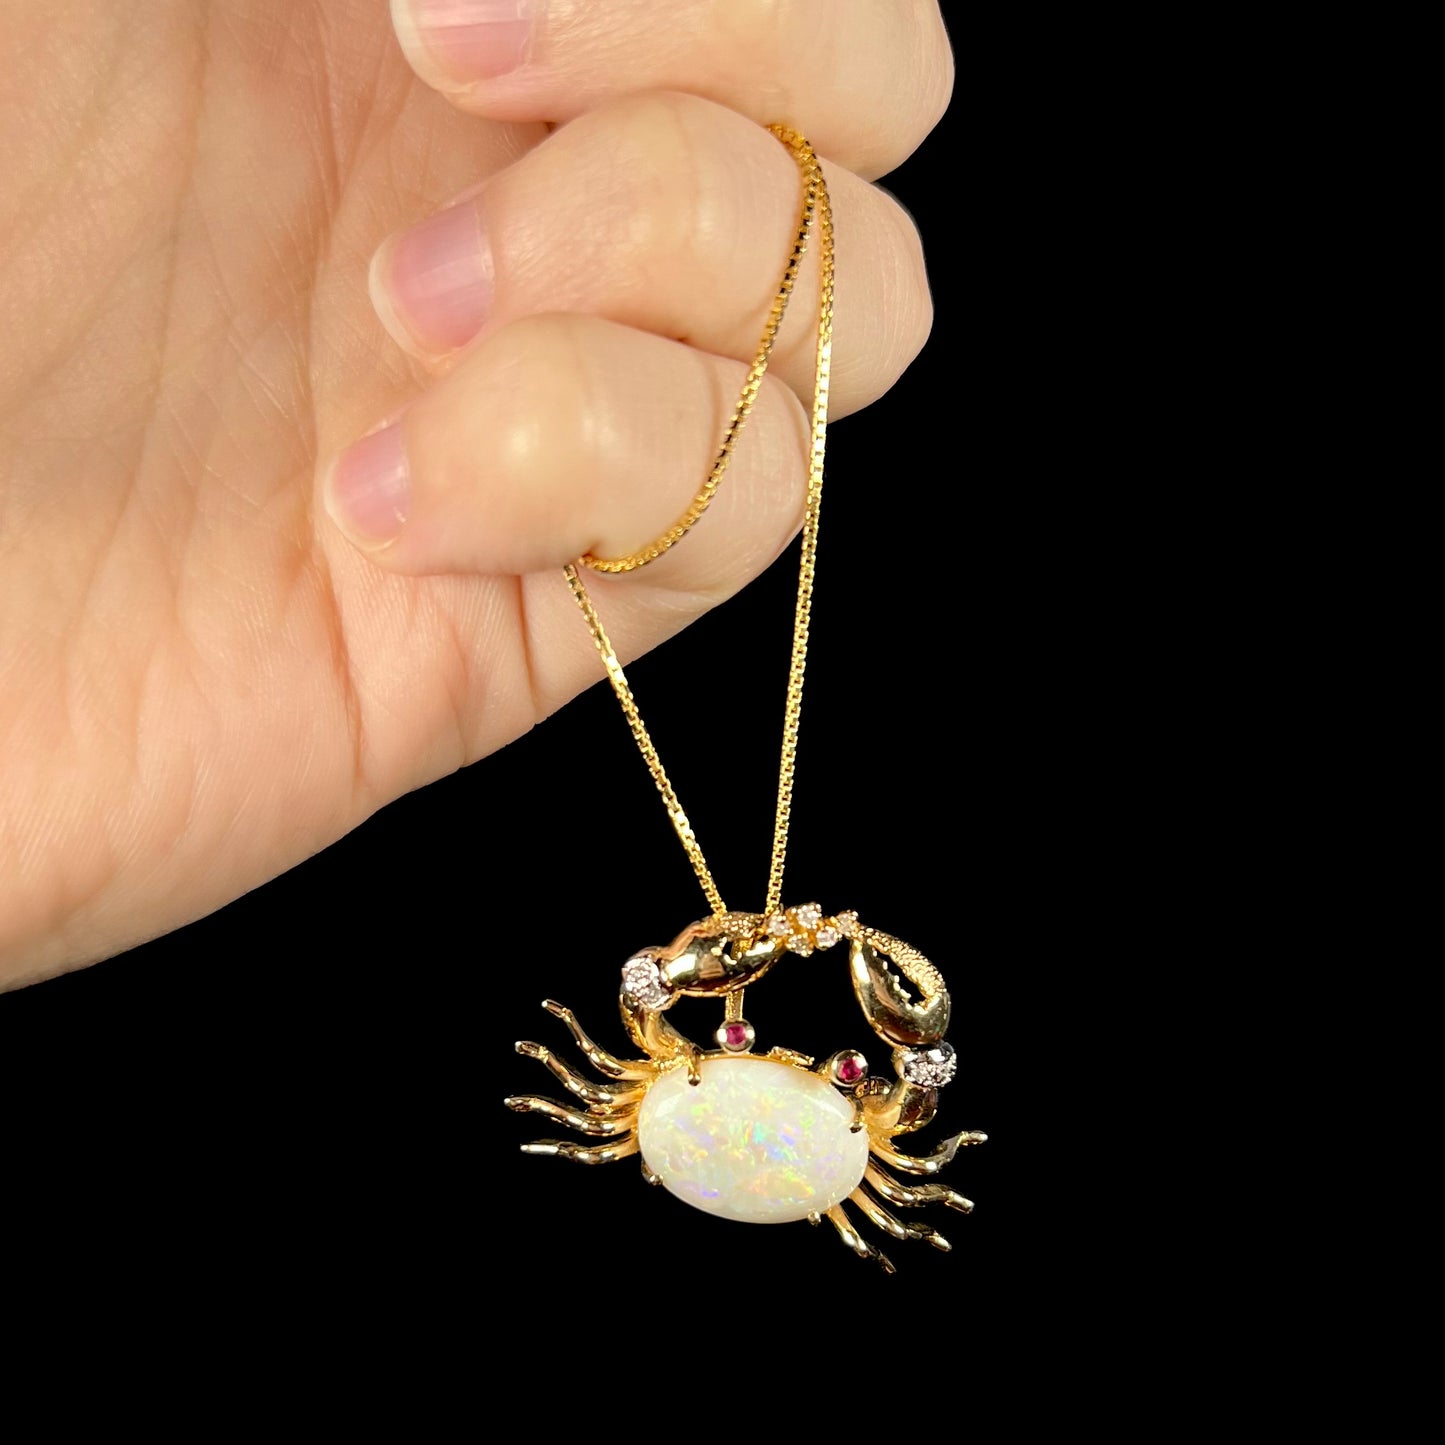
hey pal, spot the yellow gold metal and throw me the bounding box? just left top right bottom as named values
left=540, top=999, right=651, bottom=1081
left=512, top=910, right=981, bottom=1272
left=565, top=127, right=834, bottom=925
left=513, top=1041, right=646, bottom=1106
left=518, top=1138, right=641, bottom=1166
left=502, top=1095, right=640, bottom=1136
left=869, top=1131, right=988, bottom=1177
left=849, top=929, right=951, bottom=1046
left=765, top=1046, right=815, bottom=1069
left=864, top=1163, right=974, bottom=1215
left=764, top=129, right=833, bottom=921
left=514, top=126, right=985, bottom=1271
left=824, top=1204, right=895, bottom=1275
left=850, top=1188, right=952, bottom=1253
left=577, top=125, right=825, bottom=576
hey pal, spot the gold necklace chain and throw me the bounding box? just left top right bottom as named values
left=563, top=124, right=834, bottom=940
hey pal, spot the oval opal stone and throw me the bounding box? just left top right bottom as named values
left=638, top=1056, right=869, bottom=1224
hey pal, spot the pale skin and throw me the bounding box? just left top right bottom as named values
left=0, top=0, right=952, bottom=989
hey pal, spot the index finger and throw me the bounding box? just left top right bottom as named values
left=389, top=0, right=954, bottom=180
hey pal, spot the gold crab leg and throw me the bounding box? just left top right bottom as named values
left=541, top=1000, right=652, bottom=1079
left=870, top=1129, right=987, bottom=1176
left=815, top=1204, right=896, bottom=1275
left=514, top=1041, right=648, bottom=1106
left=852, top=1187, right=951, bottom=1252
left=504, top=1094, right=640, bottom=1137
left=519, top=1136, right=641, bottom=1165
left=865, top=1163, right=974, bottom=1214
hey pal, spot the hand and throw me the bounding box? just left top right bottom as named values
left=0, top=1, right=952, bottom=987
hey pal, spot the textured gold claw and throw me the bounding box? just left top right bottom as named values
left=849, top=931, right=951, bottom=1046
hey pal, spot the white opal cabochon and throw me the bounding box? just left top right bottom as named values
left=637, top=1056, right=870, bottom=1224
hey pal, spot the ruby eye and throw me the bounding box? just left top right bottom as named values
left=826, top=1050, right=869, bottom=1087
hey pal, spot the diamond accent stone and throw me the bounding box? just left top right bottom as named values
left=835, top=910, right=859, bottom=938
left=794, top=903, right=823, bottom=929
left=766, top=913, right=790, bottom=937
left=620, top=955, right=669, bottom=1009
left=787, top=934, right=814, bottom=957
left=900, top=1043, right=956, bottom=1088
left=814, top=926, right=840, bottom=950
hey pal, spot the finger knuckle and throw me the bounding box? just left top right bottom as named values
left=569, top=92, right=742, bottom=287
left=472, top=314, right=601, bottom=525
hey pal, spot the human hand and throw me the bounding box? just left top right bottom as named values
left=0, top=1, right=952, bottom=987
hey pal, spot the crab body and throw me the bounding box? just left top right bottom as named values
left=639, top=1054, right=870, bottom=1223
left=507, top=906, right=984, bottom=1272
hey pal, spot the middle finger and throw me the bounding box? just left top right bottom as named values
left=367, top=91, right=933, bottom=418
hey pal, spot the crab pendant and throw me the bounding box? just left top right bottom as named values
left=507, top=906, right=984, bottom=1272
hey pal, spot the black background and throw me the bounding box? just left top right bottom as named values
left=2, top=89, right=1089, bottom=1314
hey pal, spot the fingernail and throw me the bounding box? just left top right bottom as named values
left=325, top=422, right=411, bottom=550
left=407, top=0, right=535, bottom=82
left=371, top=201, right=494, bottom=356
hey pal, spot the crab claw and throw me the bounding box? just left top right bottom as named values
left=849, top=934, right=951, bottom=1046
left=653, top=913, right=787, bottom=999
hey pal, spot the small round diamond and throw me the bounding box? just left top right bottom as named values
left=620, top=954, right=669, bottom=1009
left=766, top=913, right=790, bottom=937
left=787, top=934, right=814, bottom=957
left=835, top=910, right=860, bottom=937
left=899, top=1042, right=957, bottom=1087
left=794, top=902, right=823, bottom=929
left=814, top=926, right=840, bottom=950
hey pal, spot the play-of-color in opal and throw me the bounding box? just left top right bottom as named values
left=638, top=1057, right=870, bottom=1223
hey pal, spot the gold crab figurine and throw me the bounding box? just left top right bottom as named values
left=506, top=906, right=984, bottom=1272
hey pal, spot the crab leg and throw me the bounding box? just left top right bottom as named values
left=514, top=1041, right=648, bottom=1106
left=813, top=1204, right=896, bottom=1275
left=541, top=999, right=652, bottom=1079
left=852, top=1188, right=951, bottom=1253
left=865, top=1163, right=974, bottom=1214
left=518, top=1137, right=641, bottom=1165
left=869, top=1129, right=987, bottom=1176
left=504, top=1094, right=640, bottom=1136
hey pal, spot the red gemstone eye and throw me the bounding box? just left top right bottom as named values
left=828, top=1050, right=868, bottom=1087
